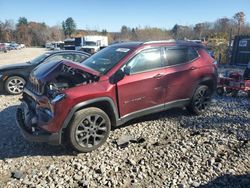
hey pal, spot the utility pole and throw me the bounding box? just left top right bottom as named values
left=227, top=29, right=232, bottom=64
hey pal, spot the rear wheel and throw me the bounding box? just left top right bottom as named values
left=187, top=85, right=212, bottom=115
left=4, top=76, right=26, bottom=95
left=67, top=107, right=111, bottom=152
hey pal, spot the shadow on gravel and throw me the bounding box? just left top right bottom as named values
left=0, top=105, right=73, bottom=160
left=198, top=173, right=250, bottom=188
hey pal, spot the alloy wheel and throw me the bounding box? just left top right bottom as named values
left=7, top=77, right=25, bottom=94
left=75, top=114, right=108, bottom=148
left=194, top=87, right=211, bottom=111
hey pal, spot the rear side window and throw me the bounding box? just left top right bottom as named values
left=164, top=46, right=199, bottom=66
left=127, top=48, right=162, bottom=74
left=187, top=47, right=199, bottom=61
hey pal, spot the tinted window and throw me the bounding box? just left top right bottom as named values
left=127, top=48, right=162, bottom=74
left=30, top=53, right=49, bottom=64
left=74, top=54, right=89, bottom=63
left=43, top=53, right=89, bottom=64
left=43, top=54, right=74, bottom=63
left=165, top=47, right=198, bottom=66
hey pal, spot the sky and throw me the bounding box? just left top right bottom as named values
left=0, top=0, right=249, bottom=32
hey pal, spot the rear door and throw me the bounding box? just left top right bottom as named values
left=162, top=46, right=200, bottom=103
left=117, top=48, right=165, bottom=117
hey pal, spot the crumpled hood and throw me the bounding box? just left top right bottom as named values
left=30, top=60, right=100, bottom=84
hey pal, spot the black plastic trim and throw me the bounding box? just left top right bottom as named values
left=16, top=108, right=60, bottom=145
left=117, top=99, right=190, bottom=126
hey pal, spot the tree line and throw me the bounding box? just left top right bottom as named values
left=0, top=12, right=249, bottom=47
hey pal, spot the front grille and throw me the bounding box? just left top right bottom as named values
left=26, top=81, right=44, bottom=95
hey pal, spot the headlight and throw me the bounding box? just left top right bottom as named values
left=51, top=93, right=66, bottom=103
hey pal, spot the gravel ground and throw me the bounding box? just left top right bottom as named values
left=0, top=93, right=249, bottom=188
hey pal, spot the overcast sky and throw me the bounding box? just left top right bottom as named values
left=0, top=0, right=249, bottom=31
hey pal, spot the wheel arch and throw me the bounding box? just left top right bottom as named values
left=61, top=97, right=119, bottom=133
left=197, top=76, right=217, bottom=93
left=3, top=73, right=28, bottom=84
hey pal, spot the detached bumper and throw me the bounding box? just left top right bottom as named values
left=16, top=107, right=61, bottom=145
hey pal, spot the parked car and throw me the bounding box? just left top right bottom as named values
left=16, top=41, right=217, bottom=152
left=9, top=43, right=21, bottom=50
left=0, top=43, right=7, bottom=53
left=0, top=50, right=90, bottom=94
left=4, top=43, right=11, bottom=51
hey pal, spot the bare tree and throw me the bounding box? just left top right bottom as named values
left=194, top=23, right=205, bottom=39
left=233, top=11, right=245, bottom=35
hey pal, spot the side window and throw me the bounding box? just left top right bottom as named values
left=61, top=54, right=74, bottom=61
left=74, top=54, right=89, bottom=63
left=43, top=54, right=72, bottom=63
left=165, top=47, right=199, bottom=66
left=127, top=48, right=162, bottom=74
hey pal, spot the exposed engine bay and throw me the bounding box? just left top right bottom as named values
left=46, top=64, right=99, bottom=97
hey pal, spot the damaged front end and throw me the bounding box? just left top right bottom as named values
left=16, top=60, right=100, bottom=144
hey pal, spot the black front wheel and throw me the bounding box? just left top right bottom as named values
left=187, top=85, right=212, bottom=115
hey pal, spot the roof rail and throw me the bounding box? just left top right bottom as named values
left=144, top=39, right=176, bottom=44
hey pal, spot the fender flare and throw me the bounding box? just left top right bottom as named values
left=60, top=97, right=119, bottom=131
left=192, top=76, right=217, bottom=97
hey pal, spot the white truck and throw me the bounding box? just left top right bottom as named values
left=76, top=35, right=108, bottom=54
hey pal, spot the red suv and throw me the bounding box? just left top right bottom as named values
left=16, top=41, right=217, bottom=152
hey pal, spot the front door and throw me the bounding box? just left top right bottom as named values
left=117, top=48, right=165, bottom=117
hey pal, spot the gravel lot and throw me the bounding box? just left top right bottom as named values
left=0, top=49, right=249, bottom=187
left=0, top=94, right=249, bottom=188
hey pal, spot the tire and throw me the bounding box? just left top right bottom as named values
left=4, top=76, right=26, bottom=95
left=67, top=107, right=111, bottom=153
left=187, top=85, right=212, bottom=115
left=217, top=87, right=224, bottom=96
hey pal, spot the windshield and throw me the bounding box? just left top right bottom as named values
left=30, top=53, right=49, bottom=64
left=81, top=46, right=131, bottom=74
left=85, top=41, right=97, bottom=46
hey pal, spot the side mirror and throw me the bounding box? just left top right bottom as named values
left=110, top=69, right=125, bottom=84
left=124, top=66, right=131, bottom=75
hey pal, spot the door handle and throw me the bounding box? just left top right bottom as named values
left=153, top=73, right=165, bottom=79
